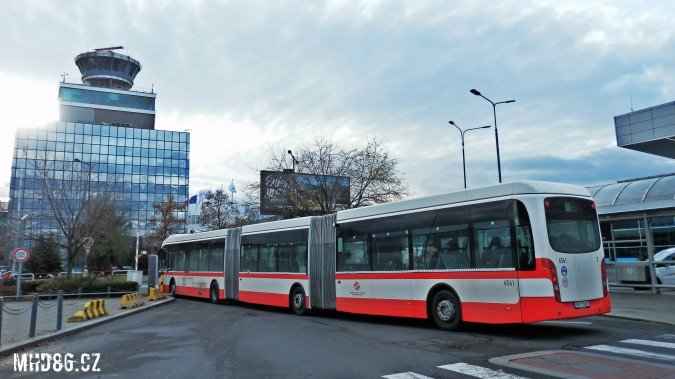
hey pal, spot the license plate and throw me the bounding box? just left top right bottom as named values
left=573, top=300, right=590, bottom=309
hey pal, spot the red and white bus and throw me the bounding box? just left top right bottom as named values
left=161, top=181, right=611, bottom=330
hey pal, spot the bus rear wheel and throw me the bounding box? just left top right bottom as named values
left=291, top=286, right=307, bottom=316
left=210, top=283, right=220, bottom=304
left=431, top=290, right=462, bottom=331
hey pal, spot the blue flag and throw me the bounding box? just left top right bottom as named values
left=188, top=195, right=197, bottom=204
left=229, top=179, right=237, bottom=193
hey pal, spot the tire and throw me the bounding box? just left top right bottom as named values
left=169, top=280, right=176, bottom=297
left=431, top=290, right=462, bottom=331
left=290, top=286, right=307, bottom=316
left=210, top=282, right=220, bottom=304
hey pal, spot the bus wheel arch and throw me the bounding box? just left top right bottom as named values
left=209, top=280, right=220, bottom=304
left=289, top=284, right=307, bottom=316
left=427, top=285, right=462, bottom=331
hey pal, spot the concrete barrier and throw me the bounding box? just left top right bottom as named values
left=147, top=286, right=166, bottom=301
left=67, top=299, right=108, bottom=323
left=119, top=293, right=145, bottom=309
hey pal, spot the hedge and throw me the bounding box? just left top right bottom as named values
left=36, top=277, right=138, bottom=293
left=0, top=280, right=45, bottom=296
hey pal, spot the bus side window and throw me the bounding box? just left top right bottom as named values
left=294, top=244, right=307, bottom=273
left=337, top=235, right=370, bottom=271
left=372, top=230, right=408, bottom=271
left=240, top=245, right=258, bottom=272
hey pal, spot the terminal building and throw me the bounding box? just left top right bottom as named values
left=8, top=48, right=189, bottom=263
left=589, top=102, right=675, bottom=262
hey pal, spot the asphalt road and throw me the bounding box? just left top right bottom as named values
left=1, top=298, right=674, bottom=378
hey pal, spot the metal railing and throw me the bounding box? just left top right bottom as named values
left=606, top=260, right=675, bottom=293
left=0, top=285, right=141, bottom=347
left=0, top=292, right=63, bottom=346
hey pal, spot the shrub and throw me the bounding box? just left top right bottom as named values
left=21, top=280, right=45, bottom=293
left=36, top=276, right=138, bottom=294
left=0, top=280, right=47, bottom=296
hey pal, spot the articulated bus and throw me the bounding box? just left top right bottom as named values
left=161, top=181, right=611, bottom=330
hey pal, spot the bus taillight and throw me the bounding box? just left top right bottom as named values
left=541, top=258, right=561, bottom=302
left=601, top=259, right=608, bottom=296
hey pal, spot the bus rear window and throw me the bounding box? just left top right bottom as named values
left=545, top=197, right=600, bottom=254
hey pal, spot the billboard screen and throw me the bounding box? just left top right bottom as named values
left=260, top=170, right=350, bottom=215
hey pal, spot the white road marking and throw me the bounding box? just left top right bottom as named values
left=584, top=345, right=675, bottom=361
left=540, top=320, right=592, bottom=325
left=658, top=334, right=675, bottom=340
left=382, top=372, right=434, bottom=379
left=622, top=338, right=675, bottom=350
left=438, top=363, right=529, bottom=379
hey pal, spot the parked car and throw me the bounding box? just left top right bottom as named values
left=654, top=248, right=675, bottom=286
left=69, top=268, right=89, bottom=277
left=112, top=269, right=131, bottom=277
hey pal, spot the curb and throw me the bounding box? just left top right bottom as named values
left=0, top=297, right=174, bottom=356
left=603, top=313, right=675, bottom=326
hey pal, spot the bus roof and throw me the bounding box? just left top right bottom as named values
left=337, top=180, right=590, bottom=222
left=242, top=216, right=312, bottom=234
left=162, top=229, right=228, bottom=247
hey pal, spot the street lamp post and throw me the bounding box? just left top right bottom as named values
left=73, top=158, right=93, bottom=270
left=134, top=221, right=140, bottom=271
left=449, top=121, right=491, bottom=189
left=287, top=150, right=299, bottom=172
left=470, top=89, right=515, bottom=183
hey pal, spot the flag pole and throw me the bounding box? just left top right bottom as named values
left=229, top=179, right=236, bottom=203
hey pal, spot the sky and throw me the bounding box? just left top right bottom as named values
left=1, top=0, right=675, bottom=201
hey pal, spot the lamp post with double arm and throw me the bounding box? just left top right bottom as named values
left=449, top=121, right=492, bottom=189
left=469, top=89, right=515, bottom=183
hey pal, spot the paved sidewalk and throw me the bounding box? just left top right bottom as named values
left=0, top=295, right=173, bottom=355
left=606, top=289, right=675, bottom=325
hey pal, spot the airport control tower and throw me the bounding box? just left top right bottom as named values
left=75, top=46, right=142, bottom=90
left=59, top=46, right=156, bottom=129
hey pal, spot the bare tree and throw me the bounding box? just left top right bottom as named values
left=200, top=189, right=239, bottom=230
left=145, top=194, right=187, bottom=252
left=200, top=189, right=232, bottom=230
left=348, top=138, right=409, bottom=207
left=200, top=189, right=263, bottom=231
left=33, top=157, right=127, bottom=273
left=254, top=136, right=409, bottom=217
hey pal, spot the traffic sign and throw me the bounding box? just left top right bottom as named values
left=12, top=247, right=30, bottom=263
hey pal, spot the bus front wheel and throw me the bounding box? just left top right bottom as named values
left=431, top=290, right=462, bottom=331
left=210, top=282, right=220, bottom=304
left=169, top=280, right=177, bottom=297
left=291, top=286, right=307, bottom=316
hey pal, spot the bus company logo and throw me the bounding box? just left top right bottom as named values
left=561, top=266, right=568, bottom=276
left=349, top=281, right=364, bottom=296
left=562, top=277, right=569, bottom=288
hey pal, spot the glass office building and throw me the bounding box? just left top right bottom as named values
left=7, top=48, right=189, bottom=257
left=9, top=123, right=189, bottom=237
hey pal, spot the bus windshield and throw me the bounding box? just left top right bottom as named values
left=545, top=197, right=600, bottom=254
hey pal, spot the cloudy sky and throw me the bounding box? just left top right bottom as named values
left=2, top=0, right=675, bottom=201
